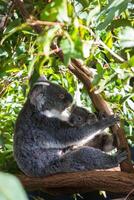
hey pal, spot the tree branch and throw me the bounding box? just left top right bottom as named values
left=27, top=19, right=64, bottom=27
left=12, top=0, right=42, bottom=33
left=0, top=2, right=14, bottom=31
left=18, top=170, right=134, bottom=195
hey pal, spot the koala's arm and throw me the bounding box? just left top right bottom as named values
left=53, top=115, right=119, bottom=147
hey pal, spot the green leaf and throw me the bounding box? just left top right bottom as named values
left=60, top=35, right=83, bottom=65
left=87, top=6, right=100, bottom=26
left=75, top=0, right=89, bottom=8
left=120, top=94, right=131, bottom=104
left=40, top=0, right=68, bottom=22
left=4, top=19, right=22, bottom=34
left=107, top=19, right=132, bottom=30
left=127, top=99, right=134, bottom=111
left=129, top=56, right=134, bottom=67
left=60, top=38, right=72, bottom=65
left=1, top=23, right=27, bottom=44
left=37, top=26, right=60, bottom=55
left=119, top=27, right=134, bottom=48
left=0, top=172, right=28, bottom=200
left=97, top=0, right=129, bottom=30
left=92, top=64, right=104, bottom=86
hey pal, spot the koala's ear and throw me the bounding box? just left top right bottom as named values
left=70, top=104, right=77, bottom=111
left=33, top=76, right=50, bottom=87
left=29, top=86, right=43, bottom=107
left=37, top=75, right=47, bottom=82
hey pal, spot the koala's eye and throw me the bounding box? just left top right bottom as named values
left=59, top=94, right=65, bottom=99
left=78, top=116, right=82, bottom=121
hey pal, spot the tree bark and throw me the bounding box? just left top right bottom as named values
left=18, top=170, right=134, bottom=195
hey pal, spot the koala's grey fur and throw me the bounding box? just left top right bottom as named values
left=13, top=78, right=126, bottom=177
left=68, top=105, right=116, bottom=152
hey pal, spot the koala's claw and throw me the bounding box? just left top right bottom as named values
left=113, top=115, right=120, bottom=122
left=116, top=149, right=128, bottom=164
left=105, top=115, right=120, bottom=126
left=98, top=112, right=107, bottom=119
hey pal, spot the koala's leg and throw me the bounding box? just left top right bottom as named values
left=87, top=132, right=117, bottom=152
left=45, top=147, right=127, bottom=175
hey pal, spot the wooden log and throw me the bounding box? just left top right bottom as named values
left=17, top=170, right=134, bottom=195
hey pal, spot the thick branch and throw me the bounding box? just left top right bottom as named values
left=18, top=170, right=134, bottom=195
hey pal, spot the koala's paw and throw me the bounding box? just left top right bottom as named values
left=98, top=112, right=120, bottom=123
left=116, top=149, right=128, bottom=164
left=98, top=112, right=107, bottom=119
left=106, top=115, right=120, bottom=125
left=113, top=115, right=120, bottom=122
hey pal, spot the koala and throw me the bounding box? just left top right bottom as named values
left=68, top=105, right=98, bottom=127
left=68, top=105, right=116, bottom=152
left=13, top=77, right=127, bottom=177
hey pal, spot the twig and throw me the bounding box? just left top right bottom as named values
left=33, top=47, right=62, bottom=57
left=0, top=1, right=14, bottom=31
left=98, top=39, right=125, bottom=62
left=124, top=188, right=134, bottom=200
left=0, top=16, right=8, bottom=30
left=27, top=19, right=64, bottom=27
left=12, top=0, right=42, bottom=33
left=79, top=24, right=125, bottom=62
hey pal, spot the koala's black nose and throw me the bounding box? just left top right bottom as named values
left=66, top=93, right=73, bottom=103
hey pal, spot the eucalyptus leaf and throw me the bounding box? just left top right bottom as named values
left=0, top=172, right=28, bottom=200
left=119, top=27, right=134, bottom=48
left=60, top=38, right=72, bottom=65
left=75, top=0, right=89, bottom=8
left=97, top=0, right=129, bottom=30
left=40, top=0, right=68, bottom=22
left=127, top=99, right=134, bottom=111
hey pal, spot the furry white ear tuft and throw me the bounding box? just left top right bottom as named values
left=34, top=82, right=50, bottom=86
left=37, top=76, right=47, bottom=82
left=34, top=76, right=50, bottom=86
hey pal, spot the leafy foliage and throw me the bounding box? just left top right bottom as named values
left=0, top=0, right=134, bottom=172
